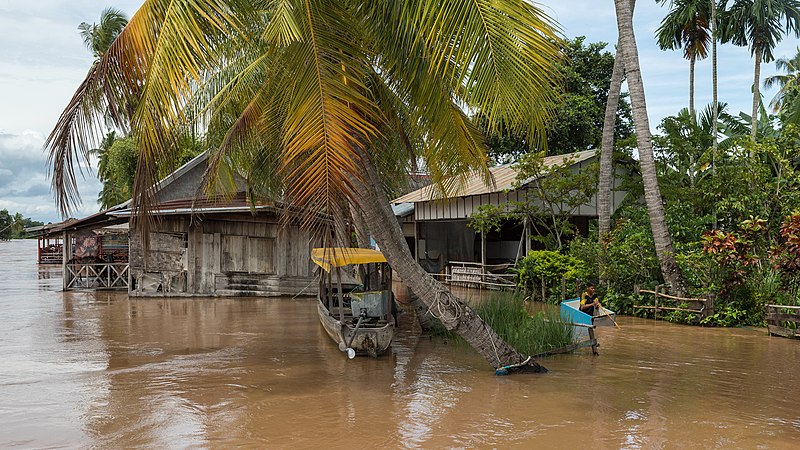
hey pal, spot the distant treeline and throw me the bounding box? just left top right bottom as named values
left=0, top=209, right=44, bottom=240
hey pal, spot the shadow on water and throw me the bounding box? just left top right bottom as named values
left=1, top=239, right=800, bottom=448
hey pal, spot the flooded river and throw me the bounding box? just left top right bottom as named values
left=1, top=239, right=799, bottom=448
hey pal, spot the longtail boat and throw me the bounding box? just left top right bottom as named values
left=312, top=248, right=395, bottom=358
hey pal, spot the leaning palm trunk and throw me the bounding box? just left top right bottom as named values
left=614, top=0, right=688, bottom=296
left=349, top=204, right=371, bottom=249
left=597, top=34, right=624, bottom=285
left=598, top=35, right=625, bottom=238
left=751, top=50, right=762, bottom=141
left=711, top=0, right=719, bottom=227
left=355, top=156, right=546, bottom=373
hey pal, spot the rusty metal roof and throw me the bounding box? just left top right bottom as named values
left=393, top=150, right=596, bottom=203
left=109, top=192, right=276, bottom=217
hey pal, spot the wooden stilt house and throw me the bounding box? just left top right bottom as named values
left=109, top=152, right=320, bottom=297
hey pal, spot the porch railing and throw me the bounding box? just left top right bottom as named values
left=65, top=262, right=129, bottom=290
left=441, top=261, right=516, bottom=289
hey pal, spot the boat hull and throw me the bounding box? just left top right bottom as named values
left=560, top=299, right=616, bottom=340
left=317, top=300, right=394, bottom=357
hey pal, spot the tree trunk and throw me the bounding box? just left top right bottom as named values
left=751, top=50, right=762, bottom=141
left=354, top=156, right=546, bottom=373
left=689, top=53, right=696, bottom=117
left=598, top=35, right=625, bottom=238
left=614, top=0, right=688, bottom=297
left=711, top=0, right=718, bottom=228
left=349, top=204, right=371, bottom=249
left=598, top=16, right=627, bottom=287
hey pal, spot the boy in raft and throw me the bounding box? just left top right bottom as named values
left=579, top=282, right=602, bottom=316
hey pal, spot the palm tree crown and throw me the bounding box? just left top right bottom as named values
left=720, top=0, right=800, bottom=139
left=656, top=0, right=712, bottom=115
left=78, top=7, right=129, bottom=60
left=656, top=1, right=712, bottom=61
left=721, top=0, right=800, bottom=62
left=764, top=47, right=800, bottom=118
left=47, top=0, right=563, bottom=225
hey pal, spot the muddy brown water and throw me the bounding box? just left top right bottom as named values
left=1, top=239, right=799, bottom=448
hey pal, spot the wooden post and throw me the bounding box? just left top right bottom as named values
left=319, top=268, right=326, bottom=308
left=336, top=266, right=344, bottom=322
left=62, top=231, right=69, bottom=291
left=480, top=230, right=486, bottom=267
left=480, top=230, right=486, bottom=286
left=588, top=326, right=599, bottom=355
left=524, top=217, right=531, bottom=254
left=541, top=274, right=546, bottom=303
left=414, top=218, right=419, bottom=263
left=561, top=277, right=566, bottom=300
left=327, top=266, right=333, bottom=310
left=654, top=285, right=659, bottom=321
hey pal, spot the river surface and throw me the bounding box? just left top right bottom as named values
left=1, top=239, right=799, bottom=448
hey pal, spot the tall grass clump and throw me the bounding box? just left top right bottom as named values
left=431, top=291, right=574, bottom=356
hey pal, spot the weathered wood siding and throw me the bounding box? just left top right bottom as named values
left=130, top=212, right=317, bottom=297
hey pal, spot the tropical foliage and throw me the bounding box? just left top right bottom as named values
left=481, top=37, right=633, bottom=164
left=514, top=250, right=589, bottom=302
left=764, top=46, right=800, bottom=124
left=79, top=7, right=129, bottom=60
left=571, top=118, right=800, bottom=326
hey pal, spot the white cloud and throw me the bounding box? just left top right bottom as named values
left=0, top=130, right=101, bottom=223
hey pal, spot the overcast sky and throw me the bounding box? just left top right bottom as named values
left=0, top=1, right=795, bottom=223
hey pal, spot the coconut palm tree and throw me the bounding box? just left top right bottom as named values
left=46, top=0, right=564, bottom=372
left=614, top=0, right=689, bottom=296
left=78, top=8, right=129, bottom=61
left=656, top=0, right=712, bottom=116
left=597, top=35, right=624, bottom=241
left=720, top=0, right=800, bottom=140
left=764, top=47, right=800, bottom=121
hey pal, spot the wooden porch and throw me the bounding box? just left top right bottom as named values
left=64, top=262, right=130, bottom=290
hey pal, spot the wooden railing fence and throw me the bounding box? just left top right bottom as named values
left=633, top=284, right=712, bottom=319
left=442, top=261, right=517, bottom=289
left=65, top=262, right=129, bottom=290
left=766, top=305, right=800, bottom=339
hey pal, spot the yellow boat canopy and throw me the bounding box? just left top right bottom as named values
left=311, top=247, right=388, bottom=272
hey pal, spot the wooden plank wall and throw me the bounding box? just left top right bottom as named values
left=130, top=212, right=317, bottom=297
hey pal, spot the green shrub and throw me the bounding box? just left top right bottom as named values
left=514, top=250, right=589, bottom=302
left=602, top=207, right=662, bottom=292
left=599, top=286, right=640, bottom=316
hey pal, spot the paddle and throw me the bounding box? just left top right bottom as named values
left=598, top=304, right=620, bottom=328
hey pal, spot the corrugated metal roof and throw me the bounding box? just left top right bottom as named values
left=391, top=202, right=415, bottom=217
left=109, top=192, right=276, bottom=217
left=393, top=150, right=596, bottom=203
